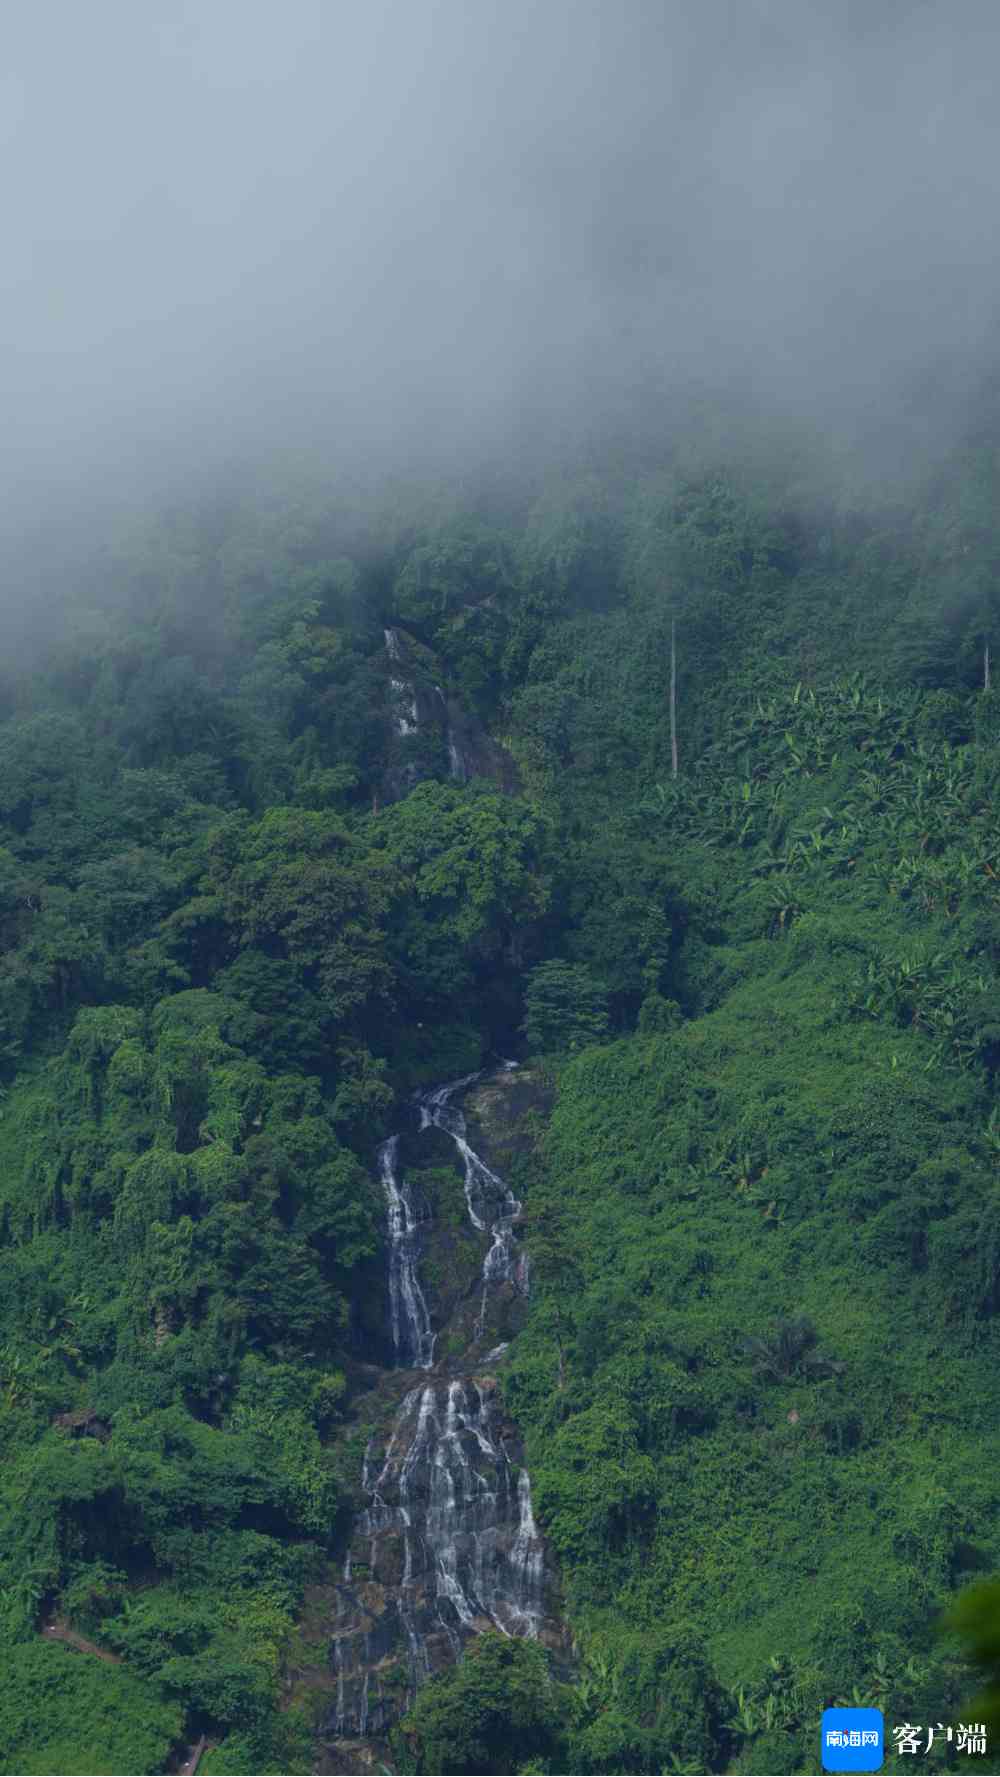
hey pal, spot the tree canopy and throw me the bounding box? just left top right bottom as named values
left=3, top=401, right=1000, bottom=1770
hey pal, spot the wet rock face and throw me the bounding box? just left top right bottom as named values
left=443, top=697, right=521, bottom=794
left=378, top=1135, right=435, bottom=1370
left=463, top=1068, right=556, bottom=1179
left=381, top=627, right=519, bottom=803
left=418, top=1075, right=529, bottom=1341
left=330, top=1377, right=559, bottom=1736
left=319, top=1070, right=565, bottom=1748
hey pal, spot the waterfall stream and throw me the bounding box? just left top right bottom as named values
left=384, top=627, right=419, bottom=735
left=418, top=1069, right=529, bottom=1335
left=331, top=1066, right=548, bottom=1738
left=378, top=1135, right=435, bottom=1369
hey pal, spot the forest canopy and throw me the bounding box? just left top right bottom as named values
left=1, top=399, right=1000, bottom=1772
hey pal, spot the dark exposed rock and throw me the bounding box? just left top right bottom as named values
left=462, top=1067, right=555, bottom=1178
left=444, top=696, right=521, bottom=794
left=380, top=627, right=519, bottom=804
left=328, top=1375, right=562, bottom=1737
left=315, top=1068, right=567, bottom=1755
left=52, top=1408, right=110, bottom=1441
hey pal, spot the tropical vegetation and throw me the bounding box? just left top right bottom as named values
left=2, top=396, right=1000, bottom=1771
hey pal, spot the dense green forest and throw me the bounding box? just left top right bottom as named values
left=2, top=400, right=1000, bottom=1775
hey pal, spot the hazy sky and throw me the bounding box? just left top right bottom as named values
left=3, top=0, right=1000, bottom=518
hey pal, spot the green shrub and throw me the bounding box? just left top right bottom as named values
left=0, top=1640, right=181, bottom=1776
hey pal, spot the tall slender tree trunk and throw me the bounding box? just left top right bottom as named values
left=670, top=617, right=678, bottom=778
left=986, top=642, right=992, bottom=693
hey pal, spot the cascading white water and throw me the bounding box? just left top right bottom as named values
left=351, top=1380, right=543, bottom=1648
left=509, top=1468, right=546, bottom=1632
left=332, top=1068, right=548, bottom=1738
left=428, top=680, right=467, bottom=784
left=447, top=734, right=466, bottom=781
left=378, top=1136, right=435, bottom=1369
left=384, top=627, right=420, bottom=735
left=418, top=1069, right=528, bottom=1329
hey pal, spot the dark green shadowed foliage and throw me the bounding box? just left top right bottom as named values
left=2, top=403, right=1000, bottom=1769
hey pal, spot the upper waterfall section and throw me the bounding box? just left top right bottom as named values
left=380, top=625, right=519, bottom=804
left=377, top=1068, right=531, bottom=1371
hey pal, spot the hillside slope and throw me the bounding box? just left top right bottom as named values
left=0, top=417, right=999, bottom=1773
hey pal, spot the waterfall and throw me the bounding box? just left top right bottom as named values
left=384, top=627, right=419, bottom=735
left=379, top=1137, right=435, bottom=1369
left=333, top=1378, right=545, bottom=1733
left=429, top=681, right=466, bottom=783
left=331, top=1067, right=548, bottom=1739
left=418, top=1070, right=527, bottom=1323
left=447, top=732, right=466, bottom=781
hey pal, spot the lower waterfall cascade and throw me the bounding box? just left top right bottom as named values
left=327, top=1067, right=557, bottom=1742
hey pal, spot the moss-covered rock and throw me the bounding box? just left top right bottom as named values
left=462, top=1067, right=555, bottom=1179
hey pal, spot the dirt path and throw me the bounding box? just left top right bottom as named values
left=41, top=1618, right=213, bottom=1773
left=177, top=1733, right=207, bottom=1775
left=41, top=1617, right=122, bottom=1663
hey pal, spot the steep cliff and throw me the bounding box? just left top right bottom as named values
left=305, top=1067, right=563, bottom=1774
left=381, top=627, right=519, bottom=804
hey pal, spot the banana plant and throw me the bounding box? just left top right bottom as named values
left=765, top=875, right=803, bottom=935
left=0, top=1348, right=31, bottom=1409
left=725, top=1656, right=808, bottom=1741
left=724, top=1688, right=763, bottom=1738
left=784, top=731, right=806, bottom=771
left=752, top=840, right=790, bottom=879
left=824, top=826, right=861, bottom=873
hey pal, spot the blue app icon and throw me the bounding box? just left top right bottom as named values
left=821, top=1707, right=884, bottom=1772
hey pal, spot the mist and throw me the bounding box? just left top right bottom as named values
left=3, top=0, right=1000, bottom=550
